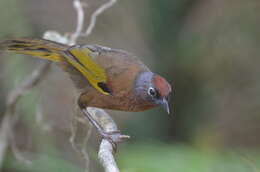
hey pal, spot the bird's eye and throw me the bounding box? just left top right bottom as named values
left=148, top=87, right=157, bottom=97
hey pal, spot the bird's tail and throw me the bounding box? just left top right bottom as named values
left=0, top=38, right=69, bottom=62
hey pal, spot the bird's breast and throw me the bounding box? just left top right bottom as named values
left=79, top=87, right=156, bottom=112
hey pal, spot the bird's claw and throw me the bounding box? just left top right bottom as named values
left=100, top=130, right=130, bottom=152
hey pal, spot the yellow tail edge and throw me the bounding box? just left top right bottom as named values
left=0, top=38, right=69, bottom=62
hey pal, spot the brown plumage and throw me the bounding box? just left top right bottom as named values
left=0, top=38, right=172, bottom=143
left=76, top=45, right=154, bottom=112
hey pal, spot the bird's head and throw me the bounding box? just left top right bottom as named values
left=135, top=71, right=172, bottom=114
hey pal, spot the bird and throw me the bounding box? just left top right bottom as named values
left=0, top=38, right=172, bottom=143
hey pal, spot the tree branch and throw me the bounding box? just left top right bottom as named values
left=84, top=0, right=117, bottom=37
left=69, top=0, right=127, bottom=171
left=0, top=0, right=123, bottom=171
left=86, top=108, right=129, bottom=172
left=69, top=0, right=87, bottom=45
left=0, top=61, right=51, bottom=169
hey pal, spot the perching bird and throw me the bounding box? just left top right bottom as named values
left=0, top=38, right=172, bottom=141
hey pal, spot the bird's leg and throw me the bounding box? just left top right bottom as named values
left=77, top=94, right=129, bottom=151
left=80, top=108, right=123, bottom=151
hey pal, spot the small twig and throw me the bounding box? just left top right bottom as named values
left=69, top=0, right=122, bottom=171
left=10, top=118, right=32, bottom=166
left=81, top=125, right=93, bottom=172
left=35, top=104, right=51, bottom=131
left=69, top=114, right=93, bottom=172
left=0, top=62, right=51, bottom=169
left=0, top=115, right=12, bottom=168
left=70, top=111, right=81, bottom=154
left=84, top=0, right=117, bottom=37
left=9, top=110, right=32, bottom=165
left=0, top=0, right=121, bottom=171
left=0, top=29, right=71, bottom=170
left=69, top=0, right=87, bottom=45
left=6, top=62, right=51, bottom=109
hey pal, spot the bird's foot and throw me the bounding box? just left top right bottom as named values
left=100, top=130, right=130, bottom=152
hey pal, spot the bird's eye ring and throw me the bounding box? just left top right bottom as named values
left=148, top=87, right=157, bottom=97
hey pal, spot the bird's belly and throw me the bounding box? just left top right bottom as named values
left=91, top=95, right=156, bottom=112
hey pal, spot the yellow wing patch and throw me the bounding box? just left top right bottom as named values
left=66, top=46, right=110, bottom=95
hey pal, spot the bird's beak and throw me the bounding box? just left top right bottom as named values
left=161, top=98, right=170, bottom=114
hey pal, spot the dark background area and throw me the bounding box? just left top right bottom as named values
left=0, top=0, right=259, bottom=171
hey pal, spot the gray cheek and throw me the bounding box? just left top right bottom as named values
left=135, top=87, right=156, bottom=104
left=134, top=71, right=154, bottom=100
left=135, top=86, right=148, bottom=100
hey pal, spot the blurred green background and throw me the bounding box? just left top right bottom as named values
left=0, top=0, right=260, bottom=171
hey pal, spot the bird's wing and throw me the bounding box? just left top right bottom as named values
left=65, top=46, right=111, bottom=95
left=90, top=46, right=150, bottom=96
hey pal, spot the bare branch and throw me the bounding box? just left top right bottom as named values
left=10, top=117, right=32, bottom=166
left=86, top=108, right=129, bottom=172
left=68, top=0, right=124, bottom=171
left=0, top=0, right=122, bottom=171
left=0, top=115, right=12, bottom=168
left=88, top=108, right=119, bottom=172
left=81, top=125, right=93, bottom=172
left=84, top=0, right=117, bottom=37
left=99, top=140, right=119, bottom=172
left=0, top=8, right=76, bottom=170
left=6, top=62, right=51, bottom=109
left=35, top=104, right=51, bottom=131
left=69, top=0, right=87, bottom=45
left=0, top=61, right=51, bottom=169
